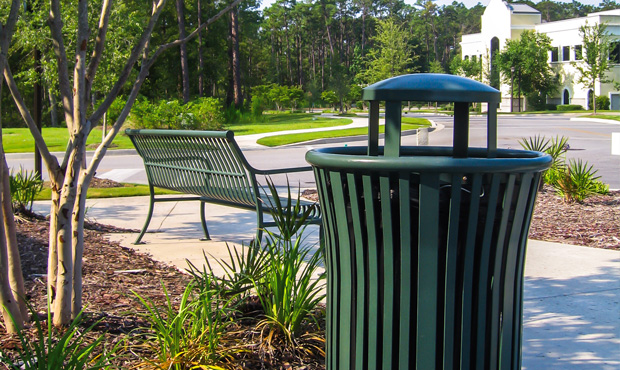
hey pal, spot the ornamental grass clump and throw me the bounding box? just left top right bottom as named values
left=252, top=179, right=326, bottom=348
left=0, top=300, right=115, bottom=370
left=520, top=135, right=608, bottom=202
left=133, top=281, right=238, bottom=370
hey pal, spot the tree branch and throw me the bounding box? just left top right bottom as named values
left=2, top=63, right=62, bottom=181
left=85, top=0, right=244, bottom=176
left=49, top=0, right=74, bottom=131
left=86, top=0, right=113, bottom=99
left=89, top=0, right=168, bottom=125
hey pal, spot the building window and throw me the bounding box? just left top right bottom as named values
left=574, top=45, right=582, bottom=60
left=472, top=55, right=477, bottom=62
left=551, top=47, right=559, bottom=62
left=610, top=42, right=620, bottom=64
left=562, top=46, right=570, bottom=61
left=464, top=55, right=469, bottom=60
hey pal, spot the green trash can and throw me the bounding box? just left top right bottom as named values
left=306, top=74, right=552, bottom=370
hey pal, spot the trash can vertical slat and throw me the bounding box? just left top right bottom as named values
left=398, top=174, right=413, bottom=369
left=315, top=168, right=337, bottom=369
left=346, top=173, right=368, bottom=370
left=475, top=174, right=502, bottom=370
left=489, top=174, right=517, bottom=368
left=379, top=176, right=395, bottom=369
left=330, top=171, right=354, bottom=369
left=501, top=172, right=534, bottom=370
left=362, top=174, right=380, bottom=368
left=417, top=173, right=441, bottom=369
left=444, top=174, right=464, bottom=370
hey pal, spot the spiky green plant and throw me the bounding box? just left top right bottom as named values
left=251, top=178, right=326, bottom=346
left=552, top=158, right=602, bottom=203
left=186, top=241, right=269, bottom=300
left=133, top=281, right=237, bottom=370
left=9, top=167, right=44, bottom=213
left=0, top=300, right=114, bottom=370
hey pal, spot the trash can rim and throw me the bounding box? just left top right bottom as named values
left=306, top=146, right=552, bottom=173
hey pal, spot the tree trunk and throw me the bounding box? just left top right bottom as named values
left=2, top=160, right=27, bottom=320
left=176, top=0, right=190, bottom=103
left=230, top=7, right=242, bottom=109
left=197, top=0, right=204, bottom=97
left=48, top=87, right=59, bottom=127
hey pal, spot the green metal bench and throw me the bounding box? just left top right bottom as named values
left=125, top=129, right=321, bottom=244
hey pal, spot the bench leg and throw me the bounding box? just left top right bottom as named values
left=134, top=189, right=155, bottom=244
left=200, top=201, right=211, bottom=241
left=255, top=208, right=264, bottom=243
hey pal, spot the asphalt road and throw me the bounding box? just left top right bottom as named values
left=6, top=114, right=620, bottom=189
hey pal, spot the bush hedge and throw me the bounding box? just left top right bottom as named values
left=556, top=104, right=583, bottom=111
left=130, top=97, right=224, bottom=130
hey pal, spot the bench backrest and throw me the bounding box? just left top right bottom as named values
left=125, top=129, right=258, bottom=208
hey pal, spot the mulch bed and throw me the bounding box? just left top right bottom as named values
left=0, top=180, right=617, bottom=368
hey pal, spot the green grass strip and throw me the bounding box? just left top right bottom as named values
left=35, top=183, right=178, bottom=201
left=257, top=118, right=430, bottom=147
left=582, top=114, right=620, bottom=122
left=226, top=114, right=352, bottom=135
left=2, top=127, right=135, bottom=153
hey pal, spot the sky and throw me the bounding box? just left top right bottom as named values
left=258, top=0, right=608, bottom=10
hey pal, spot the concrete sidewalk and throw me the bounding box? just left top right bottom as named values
left=33, top=196, right=620, bottom=369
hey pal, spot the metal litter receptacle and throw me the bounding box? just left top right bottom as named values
left=306, top=74, right=551, bottom=370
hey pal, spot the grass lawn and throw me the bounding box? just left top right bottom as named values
left=35, top=183, right=176, bottom=201
left=582, top=114, right=620, bottom=121
left=257, top=117, right=431, bottom=146
left=2, top=127, right=135, bottom=153
left=225, top=113, right=352, bottom=135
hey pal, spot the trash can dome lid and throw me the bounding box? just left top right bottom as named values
left=362, top=74, right=500, bottom=103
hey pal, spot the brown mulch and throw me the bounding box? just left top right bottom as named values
left=302, top=186, right=620, bottom=251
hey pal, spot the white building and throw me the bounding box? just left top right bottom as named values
left=460, top=0, right=620, bottom=111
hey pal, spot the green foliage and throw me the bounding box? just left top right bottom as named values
left=133, top=282, right=235, bottom=369
left=356, top=19, right=416, bottom=84
left=557, top=104, right=584, bottom=111
left=186, top=244, right=268, bottom=300
left=9, top=167, right=44, bottom=213
left=130, top=97, right=224, bottom=130
left=551, top=159, right=603, bottom=203
left=496, top=30, right=559, bottom=99
left=0, top=301, right=114, bottom=370
left=252, top=179, right=325, bottom=345
left=574, top=21, right=612, bottom=114
left=321, top=90, right=339, bottom=109
left=596, top=95, right=610, bottom=110
left=450, top=55, right=482, bottom=81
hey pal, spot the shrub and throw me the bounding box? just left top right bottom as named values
left=9, top=167, right=44, bottom=213
left=545, top=104, right=558, bottom=111
left=130, top=97, right=224, bottom=130
left=596, top=95, right=610, bottom=110
left=556, top=104, right=583, bottom=111
left=252, top=179, right=325, bottom=345
left=552, top=159, right=601, bottom=203
left=0, top=301, right=115, bottom=370
left=526, top=93, right=547, bottom=111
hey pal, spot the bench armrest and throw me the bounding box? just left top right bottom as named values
left=253, top=166, right=313, bottom=175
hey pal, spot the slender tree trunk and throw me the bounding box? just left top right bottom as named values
left=197, top=0, right=204, bottom=97
left=48, top=87, right=59, bottom=127
left=230, top=7, right=242, bottom=108
left=2, top=160, right=27, bottom=320
left=176, top=0, right=190, bottom=103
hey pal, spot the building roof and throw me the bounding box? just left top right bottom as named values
left=505, top=2, right=540, bottom=14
